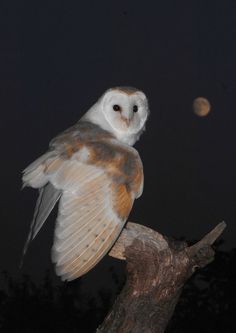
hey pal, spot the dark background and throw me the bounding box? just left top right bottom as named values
left=0, top=0, right=235, bottom=331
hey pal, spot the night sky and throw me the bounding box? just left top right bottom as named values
left=0, top=0, right=236, bottom=287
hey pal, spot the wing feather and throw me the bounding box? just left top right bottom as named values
left=56, top=205, right=108, bottom=244
left=54, top=212, right=111, bottom=267
left=59, top=223, right=122, bottom=281
left=50, top=160, right=105, bottom=191
left=55, top=220, right=121, bottom=280
left=21, top=182, right=61, bottom=264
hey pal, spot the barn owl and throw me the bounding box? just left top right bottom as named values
left=22, top=86, right=149, bottom=281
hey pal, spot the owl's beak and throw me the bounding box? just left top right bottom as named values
left=121, top=116, right=131, bottom=126
left=121, top=110, right=133, bottom=126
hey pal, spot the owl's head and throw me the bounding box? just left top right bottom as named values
left=83, top=87, right=149, bottom=145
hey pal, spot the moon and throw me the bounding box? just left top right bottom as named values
left=193, top=97, right=211, bottom=117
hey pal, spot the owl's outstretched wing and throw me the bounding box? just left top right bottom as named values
left=22, top=134, right=143, bottom=280
left=52, top=166, right=133, bottom=281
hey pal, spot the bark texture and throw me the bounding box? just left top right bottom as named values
left=97, top=221, right=226, bottom=333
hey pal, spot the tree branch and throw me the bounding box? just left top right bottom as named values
left=97, top=221, right=226, bottom=333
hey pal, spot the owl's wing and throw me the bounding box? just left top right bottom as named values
left=22, top=143, right=139, bottom=281
left=52, top=167, right=132, bottom=280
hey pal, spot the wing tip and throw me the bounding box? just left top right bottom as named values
left=54, top=263, right=86, bottom=281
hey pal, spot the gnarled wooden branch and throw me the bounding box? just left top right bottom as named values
left=97, top=221, right=226, bottom=333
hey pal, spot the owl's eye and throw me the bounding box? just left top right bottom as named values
left=133, top=105, right=138, bottom=113
left=113, top=104, right=121, bottom=112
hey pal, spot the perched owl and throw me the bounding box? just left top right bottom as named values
left=22, top=87, right=149, bottom=281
